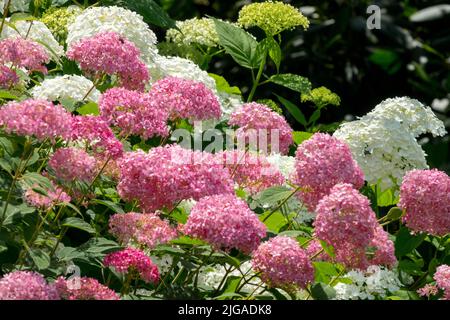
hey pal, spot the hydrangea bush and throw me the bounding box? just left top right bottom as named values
left=0, top=0, right=448, bottom=301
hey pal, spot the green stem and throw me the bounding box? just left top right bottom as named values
left=262, top=186, right=303, bottom=222
left=0, top=0, right=11, bottom=36
left=247, top=53, right=267, bottom=102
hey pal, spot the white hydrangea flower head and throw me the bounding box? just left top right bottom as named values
left=217, top=91, right=244, bottom=122
left=166, top=17, right=220, bottom=48
left=266, top=153, right=296, bottom=180
left=1, top=19, right=64, bottom=57
left=0, top=0, right=29, bottom=13
left=334, top=117, right=429, bottom=191
left=334, top=266, right=402, bottom=300
left=364, top=97, right=447, bottom=138
left=30, top=75, right=100, bottom=103
left=66, top=6, right=158, bottom=64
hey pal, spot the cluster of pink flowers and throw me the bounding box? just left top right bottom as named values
left=149, top=76, right=221, bottom=122
left=99, top=88, right=169, bottom=139
left=0, top=38, right=49, bottom=74
left=398, top=169, right=450, bottom=236
left=117, top=145, right=234, bottom=211
left=54, top=277, right=119, bottom=300
left=0, top=65, right=19, bottom=89
left=103, top=248, right=159, bottom=284
left=24, top=181, right=71, bottom=210
left=367, top=225, right=397, bottom=268
left=0, top=271, right=59, bottom=300
left=183, top=194, right=266, bottom=253
left=0, top=99, right=72, bottom=142
left=417, top=284, right=439, bottom=298
left=228, top=102, right=293, bottom=154
left=314, top=183, right=392, bottom=269
left=434, top=265, right=450, bottom=300
left=252, top=236, right=314, bottom=291
left=306, top=240, right=330, bottom=262
left=48, top=147, right=97, bottom=183
left=293, top=133, right=364, bottom=211
left=109, top=212, right=177, bottom=249
left=67, top=32, right=149, bottom=91
left=217, top=150, right=285, bottom=194
left=70, top=115, right=123, bottom=159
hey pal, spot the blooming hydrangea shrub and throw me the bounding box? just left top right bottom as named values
left=0, top=271, right=60, bottom=300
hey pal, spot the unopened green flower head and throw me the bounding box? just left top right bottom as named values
left=166, top=17, right=220, bottom=48
left=301, top=87, right=341, bottom=108
left=238, top=1, right=309, bottom=36
left=40, top=6, right=81, bottom=44
left=257, top=99, right=283, bottom=115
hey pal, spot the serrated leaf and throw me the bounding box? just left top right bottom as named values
left=275, top=94, right=307, bottom=126
left=270, top=74, right=311, bottom=94
left=62, top=217, right=96, bottom=234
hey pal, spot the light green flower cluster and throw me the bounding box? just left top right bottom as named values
left=41, top=6, right=81, bottom=44
left=166, top=17, right=220, bottom=48
left=257, top=99, right=283, bottom=114
left=301, top=86, right=341, bottom=108
left=238, top=1, right=309, bottom=36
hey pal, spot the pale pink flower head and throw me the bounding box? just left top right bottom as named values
left=99, top=87, right=169, bottom=139
left=0, top=65, right=19, bottom=89
left=228, top=102, right=293, bottom=155
left=67, top=32, right=149, bottom=91
left=117, top=145, right=234, bottom=211
left=54, top=277, right=119, bottom=300
left=417, top=284, right=438, bottom=298
left=293, top=133, right=364, bottom=210
left=48, top=147, right=97, bottom=183
left=0, top=38, right=49, bottom=73
left=183, top=194, right=266, bottom=253
left=0, top=271, right=59, bottom=300
left=0, top=99, right=72, bottom=142
left=70, top=115, right=123, bottom=160
left=103, top=248, right=159, bottom=284
left=109, top=212, right=177, bottom=249
left=149, top=76, right=221, bottom=122
left=367, top=225, right=397, bottom=268
left=306, top=240, right=330, bottom=262
left=24, top=181, right=71, bottom=210
left=399, top=169, right=450, bottom=236
left=434, top=265, right=450, bottom=300
left=252, top=236, right=314, bottom=291
left=314, top=183, right=378, bottom=268
left=217, top=150, right=285, bottom=195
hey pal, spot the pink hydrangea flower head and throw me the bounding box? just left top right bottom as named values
left=109, top=212, right=177, bottom=249
left=149, top=76, right=221, bottom=122
left=0, top=271, right=59, bottom=300
left=0, top=65, right=19, bottom=89
left=183, top=194, right=266, bottom=253
left=367, top=225, right=397, bottom=268
left=399, top=169, right=450, bottom=236
left=434, top=265, right=450, bottom=300
left=293, top=133, right=364, bottom=210
left=99, top=88, right=169, bottom=139
left=103, top=248, right=159, bottom=284
left=417, top=284, right=438, bottom=298
left=0, top=38, right=49, bottom=73
left=228, top=102, right=293, bottom=154
left=117, top=145, right=234, bottom=211
left=54, top=277, right=119, bottom=300
left=24, top=181, right=71, bottom=210
left=252, top=236, right=314, bottom=291
left=217, top=150, right=285, bottom=195
left=70, top=115, right=123, bottom=160
left=314, top=183, right=378, bottom=260
left=67, top=32, right=149, bottom=91
left=48, top=147, right=97, bottom=183
left=0, top=99, right=72, bottom=142
left=306, top=240, right=330, bottom=262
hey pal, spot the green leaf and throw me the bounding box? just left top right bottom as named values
left=208, top=73, right=241, bottom=95
left=171, top=236, right=207, bottom=246
left=213, top=18, right=262, bottom=69
left=384, top=207, right=405, bottom=222
left=101, top=0, right=176, bottom=28
left=28, top=248, right=50, bottom=270
left=91, top=199, right=124, bottom=214
left=21, top=172, right=53, bottom=190
left=320, top=240, right=336, bottom=258
left=310, top=283, right=336, bottom=300
left=368, top=49, right=401, bottom=75
left=313, top=261, right=339, bottom=283
left=275, top=94, right=307, bottom=126
left=292, top=131, right=313, bottom=145
left=254, top=186, right=292, bottom=207
left=0, top=90, right=19, bottom=100
left=62, top=217, right=96, bottom=234
left=82, top=237, right=121, bottom=255
left=260, top=211, right=287, bottom=233
left=265, top=38, right=282, bottom=72
left=308, top=109, right=321, bottom=125
left=270, top=74, right=312, bottom=94
left=77, top=102, right=99, bottom=116
left=395, top=227, right=426, bottom=258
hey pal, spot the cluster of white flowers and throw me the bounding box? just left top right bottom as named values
left=66, top=6, right=158, bottom=64
left=266, top=153, right=296, bottom=180
left=334, top=266, right=403, bottom=300
left=198, top=261, right=265, bottom=294
left=217, top=91, right=244, bottom=121
left=0, top=0, right=29, bottom=13
left=334, top=97, right=446, bottom=191
left=1, top=19, right=64, bottom=57
left=31, top=75, right=100, bottom=103
left=166, top=17, right=220, bottom=48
